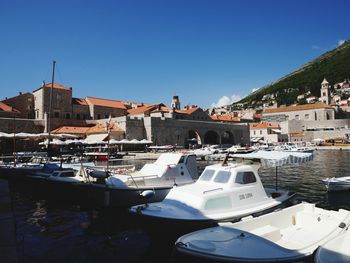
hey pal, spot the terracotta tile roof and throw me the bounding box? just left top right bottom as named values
left=86, top=123, right=124, bottom=134
left=51, top=123, right=124, bottom=134
left=176, top=107, right=200, bottom=115
left=0, top=101, right=20, bottom=113
left=151, top=105, right=172, bottom=113
left=33, top=82, right=72, bottom=92
left=127, top=104, right=158, bottom=115
left=249, top=122, right=280, bottom=129
left=264, top=102, right=332, bottom=114
left=72, top=97, right=88, bottom=106
left=51, top=126, right=91, bottom=134
left=210, top=114, right=240, bottom=122
left=86, top=96, right=127, bottom=109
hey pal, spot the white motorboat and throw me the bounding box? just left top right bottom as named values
left=79, top=152, right=199, bottom=207
left=321, top=176, right=350, bottom=191
left=130, top=160, right=292, bottom=222
left=130, top=150, right=313, bottom=222
left=175, top=202, right=350, bottom=262
left=224, top=145, right=255, bottom=154
left=192, top=146, right=219, bottom=160
left=315, top=227, right=350, bottom=263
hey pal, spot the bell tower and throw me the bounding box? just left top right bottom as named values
left=171, top=95, right=180, bottom=110
left=320, top=78, right=330, bottom=105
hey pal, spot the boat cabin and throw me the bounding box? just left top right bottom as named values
left=164, top=162, right=271, bottom=214
left=129, top=153, right=198, bottom=186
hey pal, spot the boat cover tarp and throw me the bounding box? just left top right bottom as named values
left=233, top=150, right=313, bottom=167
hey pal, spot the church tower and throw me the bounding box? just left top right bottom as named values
left=171, top=95, right=180, bottom=110
left=320, top=78, right=330, bottom=105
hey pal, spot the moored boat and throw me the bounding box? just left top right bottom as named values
left=321, top=176, right=350, bottom=191
left=130, top=160, right=292, bottom=223
left=175, top=202, right=350, bottom=262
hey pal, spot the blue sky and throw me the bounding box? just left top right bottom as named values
left=1, top=0, right=349, bottom=108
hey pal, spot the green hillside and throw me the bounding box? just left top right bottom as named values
left=238, top=40, right=350, bottom=107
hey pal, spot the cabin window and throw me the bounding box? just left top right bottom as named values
left=213, top=171, right=231, bottom=184
left=199, top=169, right=215, bottom=181
left=204, top=196, right=231, bottom=210
left=178, top=156, right=185, bottom=164
left=61, top=171, right=75, bottom=177
left=235, top=171, right=257, bottom=184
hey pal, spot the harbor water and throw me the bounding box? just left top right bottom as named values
left=5, top=150, right=350, bottom=262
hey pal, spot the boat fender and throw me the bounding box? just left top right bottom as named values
left=140, top=190, right=155, bottom=198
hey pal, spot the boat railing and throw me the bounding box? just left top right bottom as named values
left=203, top=187, right=223, bottom=194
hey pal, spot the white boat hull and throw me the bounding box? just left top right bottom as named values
left=175, top=202, right=350, bottom=262
left=315, top=229, right=350, bottom=263
left=321, top=177, right=350, bottom=191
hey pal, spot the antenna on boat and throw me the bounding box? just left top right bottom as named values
left=221, top=152, right=230, bottom=166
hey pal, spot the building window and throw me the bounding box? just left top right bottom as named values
left=76, top=114, right=80, bottom=120
left=83, top=114, right=87, bottom=120
left=260, top=130, right=262, bottom=135
left=295, top=115, right=300, bottom=120
left=54, top=112, right=59, bottom=118
left=36, top=111, right=39, bottom=118
left=254, top=130, right=256, bottom=135
left=105, top=115, right=109, bottom=119
left=66, top=113, right=71, bottom=119
left=305, top=114, right=309, bottom=120
left=97, top=114, right=101, bottom=119
left=323, top=92, right=326, bottom=96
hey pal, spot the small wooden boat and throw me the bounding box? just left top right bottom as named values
left=321, top=176, right=350, bottom=191
left=175, top=202, right=350, bottom=262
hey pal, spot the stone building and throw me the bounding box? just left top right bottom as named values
left=72, top=98, right=90, bottom=120
left=2, top=92, right=35, bottom=119
left=0, top=101, right=20, bottom=118
left=320, top=78, right=331, bottom=105
left=262, top=102, right=335, bottom=122
left=249, top=122, right=288, bottom=143
left=85, top=96, right=127, bottom=119
left=0, top=83, right=250, bottom=149
left=33, top=83, right=73, bottom=120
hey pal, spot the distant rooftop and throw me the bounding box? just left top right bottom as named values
left=264, top=102, right=332, bottom=114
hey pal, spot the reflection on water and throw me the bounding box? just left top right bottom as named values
left=8, top=150, right=350, bottom=262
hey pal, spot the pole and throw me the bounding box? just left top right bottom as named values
left=275, top=166, right=278, bottom=191
left=47, top=60, right=56, bottom=158
left=13, top=113, right=16, bottom=167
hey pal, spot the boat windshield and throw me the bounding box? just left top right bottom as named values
left=199, top=169, right=216, bottom=181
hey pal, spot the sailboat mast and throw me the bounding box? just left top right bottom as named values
left=47, top=60, right=56, bottom=157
